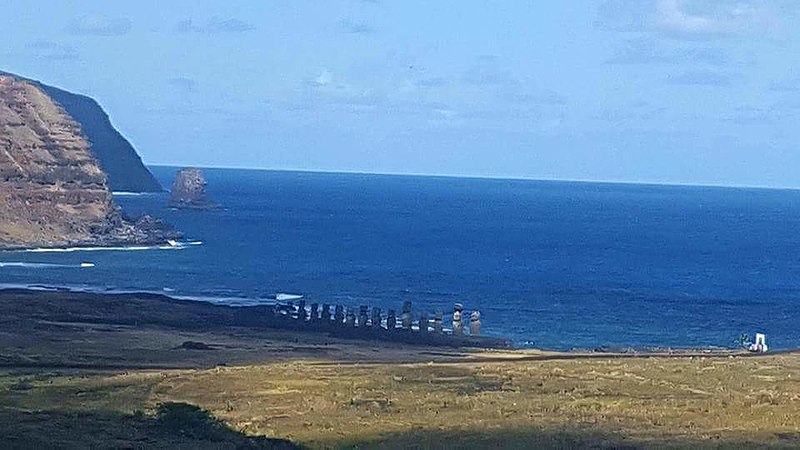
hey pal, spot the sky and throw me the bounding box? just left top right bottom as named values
left=2, top=0, right=800, bottom=187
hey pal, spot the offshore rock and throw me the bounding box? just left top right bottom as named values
left=0, top=73, right=180, bottom=250
left=0, top=70, right=162, bottom=193
left=169, top=168, right=218, bottom=209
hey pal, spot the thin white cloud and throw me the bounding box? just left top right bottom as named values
left=656, top=0, right=729, bottom=35
left=314, top=70, right=334, bottom=87
left=339, top=18, right=375, bottom=34
left=167, top=77, right=198, bottom=92
left=655, top=0, right=785, bottom=38
left=598, top=0, right=790, bottom=39
left=606, top=39, right=731, bottom=66
left=175, top=17, right=255, bottom=34
left=665, top=70, right=732, bottom=87
left=25, top=40, right=80, bottom=60
left=595, top=0, right=653, bottom=32
left=67, top=14, right=131, bottom=36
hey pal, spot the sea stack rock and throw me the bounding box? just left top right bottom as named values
left=0, top=73, right=180, bottom=249
left=169, top=168, right=218, bottom=209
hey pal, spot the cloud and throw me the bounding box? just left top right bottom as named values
left=501, top=91, right=566, bottom=106
left=67, top=14, right=131, bottom=36
left=605, top=39, right=731, bottom=66
left=721, top=105, right=779, bottom=124
left=339, top=18, right=375, bottom=34
left=25, top=40, right=80, bottom=60
left=415, top=77, right=448, bottom=88
left=665, top=70, right=731, bottom=86
left=769, top=72, right=800, bottom=92
left=656, top=0, right=787, bottom=38
left=175, top=17, right=256, bottom=34
left=598, top=0, right=789, bottom=39
left=167, top=77, right=198, bottom=92
left=283, top=64, right=565, bottom=133
left=594, top=102, right=667, bottom=123
left=463, top=67, right=520, bottom=88
left=314, top=70, right=334, bottom=87
left=656, top=0, right=731, bottom=35
left=595, top=0, right=654, bottom=31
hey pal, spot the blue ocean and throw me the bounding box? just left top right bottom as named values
left=2, top=166, right=799, bottom=350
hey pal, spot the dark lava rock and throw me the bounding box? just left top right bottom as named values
left=179, top=341, right=214, bottom=350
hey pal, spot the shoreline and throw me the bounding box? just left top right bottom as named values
left=0, top=287, right=782, bottom=357
left=0, top=288, right=513, bottom=351
left=0, top=239, right=202, bottom=253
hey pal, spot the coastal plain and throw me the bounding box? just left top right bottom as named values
left=0, top=290, right=799, bottom=449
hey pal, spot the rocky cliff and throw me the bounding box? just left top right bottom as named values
left=169, top=168, right=218, bottom=209
left=0, top=73, right=178, bottom=249
left=0, top=70, right=162, bottom=193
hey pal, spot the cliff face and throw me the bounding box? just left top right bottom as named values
left=0, top=74, right=177, bottom=249
left=0, top=70, right=162, bottom=193
left=169, top=168, right=218, bottom=209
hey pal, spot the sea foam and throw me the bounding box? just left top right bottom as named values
left=16, top=241, right=203, bottom=253
left=0, top=262, right=95, bottom=269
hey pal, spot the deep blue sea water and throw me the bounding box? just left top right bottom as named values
left=2, top=166, right=799, bottom=350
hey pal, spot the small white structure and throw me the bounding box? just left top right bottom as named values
left=748, top=333, right=768, bottom=353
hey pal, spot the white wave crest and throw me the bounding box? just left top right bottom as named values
left=16, top=241, right=203, bottom=253
left=0, top=261, right=95, bottom=269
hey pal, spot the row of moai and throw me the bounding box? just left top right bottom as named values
left=280, top=300, right=482, bottom=336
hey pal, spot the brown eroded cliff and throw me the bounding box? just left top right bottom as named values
left=0, top=74, right=177, bottom=249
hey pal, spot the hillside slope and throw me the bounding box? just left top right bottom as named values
left=0, top=73, right=175, bottom=249
left=0, top=70, right=162, bottom=192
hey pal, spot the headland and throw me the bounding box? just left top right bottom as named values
left=0, top=73, right=179, bottom=250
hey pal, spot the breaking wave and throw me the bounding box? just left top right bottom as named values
left=15, top=241, right=203, bottom=253
left=0, top=262, right=95, bottom=269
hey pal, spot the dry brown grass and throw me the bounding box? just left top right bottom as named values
left=4, top=353, right=800, bottom=448
left=157, top=355, right=800, bottom=448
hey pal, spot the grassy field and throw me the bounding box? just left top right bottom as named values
left=3, top=354, right=800, bottom=448
left=1, top=290, right=799, bottom=448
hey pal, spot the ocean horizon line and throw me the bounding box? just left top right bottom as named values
left=144, top=164, right=800, bottom=193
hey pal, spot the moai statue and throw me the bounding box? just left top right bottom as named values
left=297, top=300, right=307, bottom=321
left=310, top=303, right=319, bottom=321
left=386, top=309, right=397, bottom=331
left=358, top=305, right=369, bottom=328
left=433, top=310, right=444, bottom=334
left=334, top=305, right=345, bottom=325
left=284, top=301, right=294, bottom=319
left=452, top=303, right=464, bottom=336
left=469, top=310, right=481, bottom=336
left=419, top=313, right=429, bottom=334
left=401, top=301, right=413, bottom=330
left=321, top=304, right=331, bottom=322
left=345, top=307, right=356, bottom=327
left=371, top=307, right=382, bottom=329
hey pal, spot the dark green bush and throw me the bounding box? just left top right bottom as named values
left=155, top=402, right=231, bottom=441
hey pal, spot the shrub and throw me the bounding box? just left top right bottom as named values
left=155, top=402, right=231, bottom=441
